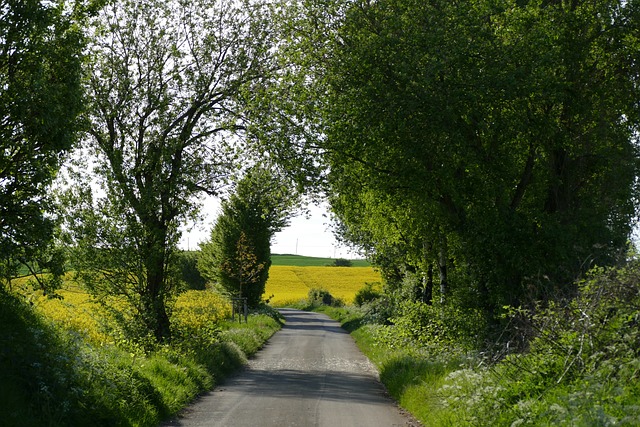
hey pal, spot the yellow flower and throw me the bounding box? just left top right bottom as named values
left=265, top=266, right=381, bottom=305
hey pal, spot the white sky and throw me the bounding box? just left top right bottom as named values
left=178, top=198, right=360, bottom=258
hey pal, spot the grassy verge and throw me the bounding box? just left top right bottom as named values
left=271, top=254, right=371, bottom=267
left=316, top=264, right=640, bottom=426
left=316, top=305, right=465, bottom=425
left=0, top=291, right=282, bottom=427
left=272, top=254, right=334, bottom=266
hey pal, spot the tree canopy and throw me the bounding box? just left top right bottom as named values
left=4, top=0, right=638, bottom=344
left=0, top=0, right=84, bottom=289
left=276, top=0, right=640, bottom=314
left=199, top=166, right=297, bottom=307
left=63, top=0, right=277, bottom=343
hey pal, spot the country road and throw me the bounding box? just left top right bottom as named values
left=163, top=308, right=416, bottom=427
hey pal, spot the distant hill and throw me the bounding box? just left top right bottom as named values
left=271, top=254, right=371, bottom=267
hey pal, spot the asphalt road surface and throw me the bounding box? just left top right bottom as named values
left=163, top=308, right=416, bottom=427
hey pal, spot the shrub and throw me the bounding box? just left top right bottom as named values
left=0, top=290, right=163, bottom=427
left=332, top=258, right=352, bottom=267
left=354, top=282, right=381, bottom=306
left=171, top=290, right=232, bottom=341
left=428, top=263, right=640, bottom=426
left=6, top=282, right=282, bottom=427
left=307, top=287, right=344, bottom=307
left=388, top=300, right=485, bottom=350
left=360, top=294, right=396, bottom=325
left=308, top=287, right=333, bottom=305
left=252, top=302, right=285, bottom=324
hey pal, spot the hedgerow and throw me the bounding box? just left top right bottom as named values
left=1, top=287, right=280, bottom=427
left=322, top=262, right=640, bottom=426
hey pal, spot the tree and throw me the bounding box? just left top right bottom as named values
left=0, top=0, right=84, bottom=291
left=65, top=0, right=276, bottom=343
left=222, top=231, right=266, bottom=307
left=198, top=166, right=296, bottom=307
left=277, top=0, right=640, bottom=316
left=175, top=251, right=206, bottom=291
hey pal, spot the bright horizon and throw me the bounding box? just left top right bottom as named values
left=179, top=199, right=361, bottom=259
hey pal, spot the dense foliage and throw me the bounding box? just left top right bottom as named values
left=278, top=0, right=640, bottom=319
left=336, top=0, right=639, bottom=312
left=1, top=0, right=639, bottom=424
left=175, top=251, right=207, bottom=291
left=313, top=261, right=639, bottom=426
left=199, top=167, right=296, bottom=307
left=0, top=0, right=84, bottom=291
left=61, top=0, right=277, bottom=342
left=0, top=285, right=280, bottom=427
left=273, top=2, right=640, bottom=421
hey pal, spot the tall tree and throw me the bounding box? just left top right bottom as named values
left=199, top=166, right=296, bottom=307
left=65, top=0, right=276, bottom=342
left=277, top=0, right=640, bottom=315
left=0, top=0, right=84, bottom=290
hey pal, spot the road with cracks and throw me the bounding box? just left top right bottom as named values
left=164, top=308, right=417, bottom=427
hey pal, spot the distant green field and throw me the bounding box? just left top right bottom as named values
left=271, top=254, right=371, bottom=267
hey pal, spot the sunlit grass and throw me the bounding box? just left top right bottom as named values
left=3, top=277, right=281, bottom=427
left=271, top=254, right=371, bottom=267
left=265, top=265, right=381, bottom=305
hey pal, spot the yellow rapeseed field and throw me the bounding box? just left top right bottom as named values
left=22, top=279, right=232, bottom=344
left=11, top=262, right=379, bottom=340
left=172, top=290, right=232, bottom=331
left=265, top=266, right=381, bottom=305
left=31, top=287, right=111, bottom=344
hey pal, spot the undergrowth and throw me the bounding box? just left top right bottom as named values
left=322, top=263, right=640, bottom=426
left=0, top=290, right=281, bottom=427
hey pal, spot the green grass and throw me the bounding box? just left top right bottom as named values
left=315, top=306, right=461, bottom=426
left=271, top=253, right=371, bottom=267
left=317, top=263, right=640, bottom=427
left=0, top=289, right=281, bottom=427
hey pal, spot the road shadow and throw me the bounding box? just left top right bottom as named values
left=276, top=309, right=351, bottom=334
left=162, top=309, right=414, bottom=427
left=220, top=368, right=391, bottom=405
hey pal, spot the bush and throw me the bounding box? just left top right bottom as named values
left=307, top=287, right=344, bottom=307
left=354, top=282, right=381, bottom=306
left=332, top=258, right=352, bottom=267
left=386, top=300, right=485, bottom=350
left=2, top=285, right=282, bottom=427
left=421, top=263, right=640, bottom=426
left=308, top=287, right=333, bottom=305
left=0, top=290, right=163, bottom=427
left=360, top=294, right=395, bottom=325
left=252, top=302, right=285, bottom=324
left=174, top=251, right=206, bottom=290
left=171, top=290, right=231, bottom=344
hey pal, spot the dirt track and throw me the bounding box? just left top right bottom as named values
left=163, top=308, right=415, bottom=427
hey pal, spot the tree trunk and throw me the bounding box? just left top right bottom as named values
left=145, top=268, right=171, bottom=343
left=143, top=223, right=172, bottom=343
left=544, top=148, right=571, bottom=215
left=422, top=263, right=434, bottom=305
left=438, top=236, right=448, bottom=304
